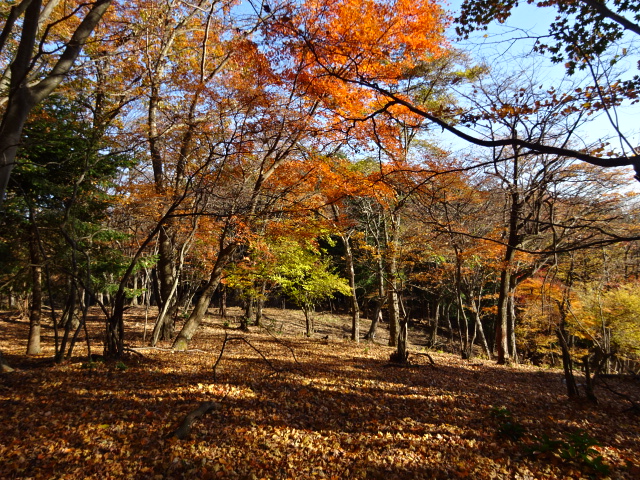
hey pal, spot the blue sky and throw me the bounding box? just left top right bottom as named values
left=439, top=0, right=639, bottom=171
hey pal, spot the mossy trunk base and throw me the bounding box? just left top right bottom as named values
left=173, top=336, right=189, bottom=352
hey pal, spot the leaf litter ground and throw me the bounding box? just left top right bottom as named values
left=1, top=307, right=639, bottom=479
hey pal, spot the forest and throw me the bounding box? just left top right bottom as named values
left=1, top=0, right=640, bottom=478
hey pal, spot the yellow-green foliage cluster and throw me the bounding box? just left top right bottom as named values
left=573, top=283, right=640, bottom=358
left=600, top=285, right=640, bottom=357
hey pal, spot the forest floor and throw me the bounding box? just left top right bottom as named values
left=1, top=306, right=640, bottom=479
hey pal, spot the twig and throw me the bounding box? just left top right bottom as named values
left=258, top=319, right=301, bottom=366
left=237, top=337, right=280, bottom=373
left=598, top=377, right=640, bottom=413
left=413, top=351, right=436, bottom=366
left=212, top=331, right=230, bottom=382
left=123, top=347, right=147, bottom=357
left=212, top=332, right=283, bottom=381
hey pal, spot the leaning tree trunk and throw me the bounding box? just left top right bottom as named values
left=151, top=268, right=180, bottom=346
left=582, top=355, right=600, bottom=404
left=172, top=244, right=237, bottom=351
left=152, top=228, right=196, bottom=345
left=473, top=311, right=492, bottom=358
left=151, top=282, right=178, bottom=346
left=56, top=281, right=78, bottom=363
left=556, top=327, right=580, bottom=400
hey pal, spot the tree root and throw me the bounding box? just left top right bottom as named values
left=169, top=401, right=220, bottom=439
left=385, top=351, right=436, bottom=368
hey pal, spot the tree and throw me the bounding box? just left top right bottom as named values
left=457, top=0, right=640, bottom=85
left=0, top=0, right=113, bottom=204
left=411, top=167, right=499, bottom=359
left=224, top=239, right=277, bottom=330
left=281, top=0, right=640, bottom=183
left=330, top=204, right=362, bottom=342
left=270, top=239, right=351, bottom=337
left=452, top=0, right=640, bottom=176
left=2, top=93, right=131, bottom=360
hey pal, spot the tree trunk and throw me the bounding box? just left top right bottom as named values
left=156, top=228, right=178, bottom=339
left=495, top=263, right=513, bottom=365
left=173, top=276, right=219, bottom=350
left=454, top=255, right=470, bottom=358
left=469, top=315, right=477, bottom=360
left=150, top=268, right=161, bottom=306
left=105, top=299, right=125, bottom=358
left=428, top=301, right=440, bottom=348
left=0, top=0, right=113, bottom=205
left=131, top=274, right=139, bottom=306
left=172, top=244, right=237, bottom=351
left=151, top=266, right=181, bottom=346
left=365, top=307, right=383, bottom=341
left=303, top=306, right=313, bottom=337
left=386, top=216, right=400, bottom=348
left=387, top=286, right=400, bottom=347
left=445, top=303, right=455, bottom=350
left=56, top=282, right=78, bottom=363
left=241, top=295, right=254, bottom=331
left=151, top=289, right=177, bottom=346
left=474, top=311, right=492, bottom=358
left=65, top=295, right=90, bottom=360
left=365, top=256, right=385, bottom=341
left=255, top=281, right=266, bottom=327
left=341, top=234, right=360, bottom=342
left=26, top=224, right=43, bottom=355
left=507, top=285, right=518, bottom=363
left=581, top=355, right=599, bottom=404
left=152, top=228, right=197, bottom=344
left=556, top=327, right=580, bottom=399
left=495, top=146, right=523, bottom=365
left=390, top=317, right=410, bottom=363
left=220, top=285, right=227, bottom=318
